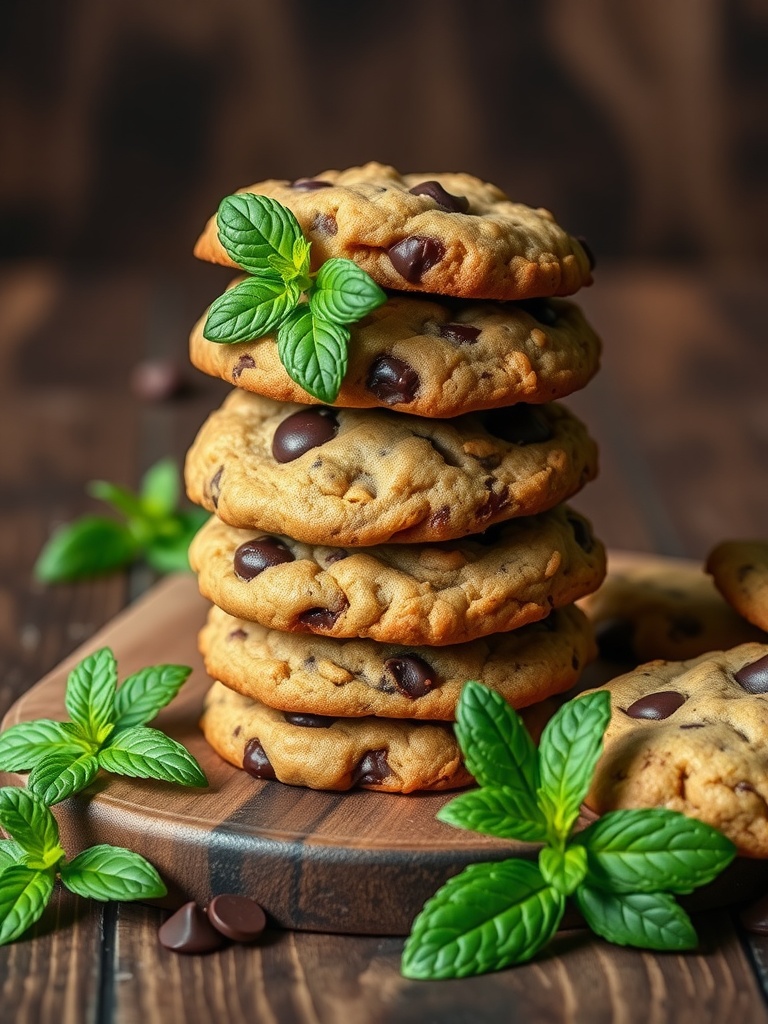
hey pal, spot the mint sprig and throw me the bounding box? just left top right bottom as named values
left=203, top=194, right=386, bottom=403
left=402, top=683, right=736, bottom=980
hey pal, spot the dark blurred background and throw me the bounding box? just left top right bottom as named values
left=2, top=0, right=767, bottom=273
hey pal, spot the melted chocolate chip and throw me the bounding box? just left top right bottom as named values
left=735, top=654, right=768, bottom=694
left=625, top=691, right=686, bottom=720
left=429, top=505, right=451, bottom=530
left=387, top=236, right=445, bottom=283
left=272, top=408, right=339, bottom=462
left=567, top=513, right=594, bottom=552
left=207, top=894, right=266, bottom=943
left=516, top=298, right=559, bottom=327
left=324, top=548, right=349, bottom=566
left=158, top=902, right=226, bottom=954
left=243, top=738, right=277, bottom=780
left=297, top=606, right=346, bottom=630
left=439, top=323, right=481, bottom=345
left=366, top=355, right=420, bottom=404
left=408, top=180, right=469, bottom=213
left=577, top=236, right=596, bottom=271
left=292, top=178, right=333, bottom=190
left=385, top=655, right=437, bottom=699
left=352, top=748, right=391, bottom=786
left=232, top=354, right=256, bottom=381
left=284, top=712, right=336, bottom=728
left=209, top=466, right=224, bottom=509
left=311, top=212, right=338, bottom=236
left=476, top=486, right=510, bottom=521
left=483, top=406, right=553, bottom=444
left=234, top=538, right=295, bottom=580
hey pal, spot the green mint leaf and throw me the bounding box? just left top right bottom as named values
left=292, top=236, right=311, bottom=277
left=87, top=480, right=144, bottom=519
left=574, top=886, right=697, bottom=951
left=65, top=647, right=117, bottom=744
left=309, top=258, right=386, bottom=326
left=539, top=845, right=587, bottom=896
left=140, top=459, right=180, bottom=519
left=143, top=510, right=206, bottom=575
left=0, top=789, right=63, bottom=867
left=61, top=844, right=166, bottom=902
left=216, top=193, right=303, bottom=275
left=0, top=842, right=25, bottom=872
left=277, top=306, right=349, bottom=403
left=573, top=808, right=736, bottom=895
left=203, top=275, right=300, bottom=345
left=402, top=859, right=564, bottom=980
left=0, top=720, right=88, bottom=772
left=113, top=664, right=192, bottom=731
left=34, top=517, right=137, bottom=583
left=27, top=751, right=100, bottom=806
left=99, top=727, right=207, bottom=787
left=537, top=691, right=611, bottom=839
left=437, top=786, right=548, bottom=843
left=0, top=865, right=55, bottom=946
left=455, top=682, right=539, bottom=796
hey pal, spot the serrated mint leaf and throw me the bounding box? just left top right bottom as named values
left=574, top=808, right=736, bottom=894
left=538, top=691, right=611, bottom=839
left=27, top=751, right=100, bottom=806
left=65, top=647, right=117, bottom=744
left=204, top=275, right=300, bottom=345
left=455, top=682, right=539, bottom=796
left=575, top=886, right=697, bottom=951
left=0, top=789, right=62, bottom=867
left=0, top=842, right=24, bottom=871
left=0, top=720, right=88, bottom=772
left=87, top=481, right=144, bottom=519
left=34, top=517, right=137, bottom=583
left=310, top=258, right=386, bottom=326
left=437, top=786, right=548, bottom=843
left=402, top=859, right=563, bottom=980
left=216, top=193, right=303, bottom=275
left=113, top=664, right=192, bottom=731
left=61, top=844, right=166, bottom=902
left=99, top=727, right=207, bottom=787
left=0, top=865, right=55, bottom=946
left=277, top=306, right=349, bottom=403
left=539, top=844, right=587, bottom=895
left=140, top=459, right=180, bottom=519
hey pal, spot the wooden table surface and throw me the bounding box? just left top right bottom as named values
left=1, top=261, right=767, bottom=1023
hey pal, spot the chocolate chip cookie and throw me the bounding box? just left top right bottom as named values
left=707, top=541, right=768, bottom=632
left=190, top=290, right=601, bottom=418
left=190, top=506, right=605, bottom=646
left=584, top=644, right=768, bottom=857
left=184, top=391, right=598, bottom=546
left=193, top=163, right=593, bottom=301
left=198, top=603, right=596, bottom=720
left=200, top=680, right=472, bottom=792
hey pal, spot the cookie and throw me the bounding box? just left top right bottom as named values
left=190, top=506, right=605, bottom=646
left=200, top=680, right=472, bottom=792
left=198, top=603, right=596, bottom=720
left=190, top=290, right=602, bottom=418
left=193, top=163, right=593, bottom=301
left=578, top=556, right=766, bottom=664
left=584, top=644, right=768, bottom=857
left=184, top=391, right=598, bottom=546
left=707, top=541, right=768, bottom=632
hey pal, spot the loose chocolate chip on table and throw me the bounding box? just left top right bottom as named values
left=243, top=738, right=277, bottom=780
left=234, top=537, right=295, bottom=580
left=516, top=299, right=559, bottom=327
left=439, top=323, right=481, bottom=345
left=130, top=359, right=185, bottom=402
left=207, top=894, right=267, bottom=942
left=735, top=654, right=768, bottom=694
left=158, top=901, right=226, bottom=954
left=595, top=619, right=636, bottom=662
left=387, top=236, right=445, bottom=284
left=577, top=236, right=596, bottom=271
left=366, top=355, right=420, bottom=404
left=284, top=712, right=337, bottom=728
left=297, top=606, right=346, bottom=630
left=352, top=748, right=391, bottom=786
left=385, top=656, right=436, bottom=699
left=292, top=178, right=333, bottom=190
left=483, top=405, right=553, bottom=444
left=272, top=408, right=339, bottom=462
left=625, top=691, right=686, bottom=720
left=232, top=354, right=256, bottom=381
left=408, top=180, right=469, bottom=213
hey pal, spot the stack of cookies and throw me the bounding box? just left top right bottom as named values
left=184, top=163, right=606, bottom=793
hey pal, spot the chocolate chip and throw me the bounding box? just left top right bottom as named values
left=408, top=180, right=469, bottom=213
left=232, top=354, right=256, bottom=381
left=625, top=691, right=686, bottom=720
left=243, top=738, right=277, bottom=780
left=740, top=893, right=768, bottom=935
left=387, top=236, right=445, bottom=283
left=415, top=435, right=462, bottom=467
left=567, top=513, right=594, bottom=552
left=297, top=606, right=346, bottom=630
left=352, top=748, right=391, bottom=786
left=209, top=466, right=224, bottom=509
left=516, top=299, right=559, bottom=327
left=679, top=723, right=705, bottom=730
left=483, top=405, right=553, bottom=444
left=227, top=628, right=248, bottom=641
left=324, top=548, right=349, bottom=566
left=439, top=323, right=481, bottom=345
left=476, top=485, right=510, bottom=521
left=429, top=505, right=451, bottom=530
left=234, top=537, right=294, bottom=580
left=207, top=894, right=266, bottom=943
left=292, top=178, right=333, bottom=190
left=272, top=408, right=339, bottom=462
left=735, top=654, right=768, bottom=694
left=131, top=359, right=185, bottom=402
left=595, top=619, right=636, bottom=661
left=284, top=712, right=336, bottom=728
left=366, top=355, right=420, bottom=404
left=577, top=236, right=596, bottom=270
left=311, top=212, right=338, bottom=236
left=158, top=902, right=226, bottom=954
left=384, top=655, right=436, bottom=699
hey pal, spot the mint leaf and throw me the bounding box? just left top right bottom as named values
left=277, top=306, right=349, bottom=403
left=113, top=664, right=192, bottom=731
left=27, top=751, right=100, bottom=806
left=0, top=789, right=63, bottom=867
left=34, top=517, right=137, bottom=583
left=0, top=842, right=24, bottom=871
left=402, top=860, right=564, bottom=980
left=539, top=845, right=587, bottom=896
left=455, top=682, right=539, bottom=796
left=204, top=275, right=300, bottom=344
left=0, top=720, right=87, bottom=772
left=144, top=510, right=206, bottom=574
left=0, top=865, right=55, bottom=946
left=65, top=647, right=117, bottom=744
left=99, top=727, right=207, bottom=787
left=216, top=193, right=304, bottom=276
left=574, top=886, right=697, bottom=951
left=87, top=481, right=144, bottom=519
left=537, top=691, right=611, bottom=839
left=437, top=786, right=548, bottom=843
left=574, top=809, right=736, bottom=895
left=310, top=259, right=386, bottom=325
left=140, top=459, right=180, bottom=519
left=61, top=844, right=166, bottom=902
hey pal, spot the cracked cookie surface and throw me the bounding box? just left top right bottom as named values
left=707, top=541, right=768, bottom=633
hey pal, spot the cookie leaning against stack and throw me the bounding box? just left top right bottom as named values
left=185, top=162, right=605, bottom=792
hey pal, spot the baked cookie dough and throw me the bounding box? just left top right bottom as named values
left=707, top=541, right=768, bottom=633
